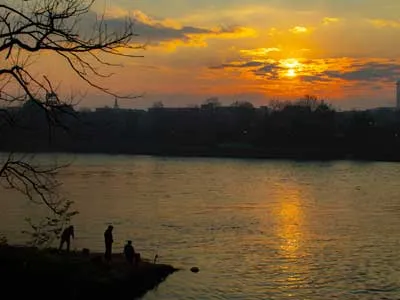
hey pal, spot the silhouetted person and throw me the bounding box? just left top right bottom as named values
left=124, top=240, right=135, bottom=265
left=59, top=225, right=74, bottom=252
left=104, top=225, right=114, bottom=262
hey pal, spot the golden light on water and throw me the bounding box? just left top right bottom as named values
left=271, top=183, right=310, bottom=288
left=276, top=193, right=303, bottom=254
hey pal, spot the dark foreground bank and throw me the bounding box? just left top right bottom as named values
left=0, top=245, right=178, bottom=300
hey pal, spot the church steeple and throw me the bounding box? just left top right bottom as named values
left=113, top=97, right=119, bottom=109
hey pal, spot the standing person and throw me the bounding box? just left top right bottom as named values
left=104, top=225, right=114, bottom=262
left=59, top=225, right=74, bottom=252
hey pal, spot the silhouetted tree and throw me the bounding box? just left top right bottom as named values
left=201, top=97, right=221, bottom=109
left=268, top=99, right=291, bottom=111
left=0, top=0, right=140, bottom=245
left=231, top=100, right=254, bottom=109
left=296, top=95, right=320, bottom=111
left=152, top=101, right=164, bottom=109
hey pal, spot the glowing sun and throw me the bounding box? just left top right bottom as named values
left=287, top=68, right=297, bottom=77
left=281, top=58, right=300, bottom=78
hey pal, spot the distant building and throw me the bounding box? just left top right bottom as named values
left=95, top=98, right=121, bottom=112
left=113, top=97, right=120, bottom=109
left=396, top=80, right=400, bottom=109
left=46, top=92, right=58, bottom=106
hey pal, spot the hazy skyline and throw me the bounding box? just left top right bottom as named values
left=40, top=0, right=400, bottom=110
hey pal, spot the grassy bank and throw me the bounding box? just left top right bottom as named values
left=0, top=245, right=178, bottom=299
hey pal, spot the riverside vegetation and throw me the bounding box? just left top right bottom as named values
left=2, top=96, right=400, bottom=161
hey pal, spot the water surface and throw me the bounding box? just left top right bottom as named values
left=2, top=154, right=400, bottom=299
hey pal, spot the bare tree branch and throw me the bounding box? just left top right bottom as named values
left=0, top=0, right=143, bottom=245
left=0, top=0, right=143, bottom=106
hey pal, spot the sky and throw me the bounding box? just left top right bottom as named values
left=36, top=0, right=400, bottom=109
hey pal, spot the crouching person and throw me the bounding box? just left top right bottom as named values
left=124, top=240, right=140, bottom=266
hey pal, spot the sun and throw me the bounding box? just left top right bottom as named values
left=281, top=58, right=300, bottom=78
left=287, top=68, right=297, bottom=77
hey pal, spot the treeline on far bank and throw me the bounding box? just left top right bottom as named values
left=2, top=96, right=400, bottom=161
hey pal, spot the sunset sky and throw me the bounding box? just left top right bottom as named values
left=42, top=0, right=400, bottom=109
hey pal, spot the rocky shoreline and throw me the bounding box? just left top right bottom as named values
left=0, top=245, right=178, bottom=299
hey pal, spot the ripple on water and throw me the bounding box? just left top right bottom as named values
left=2, top=155, right=400, bottom=299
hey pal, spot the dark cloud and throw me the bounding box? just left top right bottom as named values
left=301, top=61, right=400, bottom=83
left=321, top=62, right=400, bottom=82
left=254, top=62, right=282, bottom=79
left=241, top=61, right=265, bottom=67
left=210, top=60, right=282, bottom=79
left=98, top=13, right=248, bottom=46
left=209, top=61, right=264, bottom=69
left=299, top=75, right=331, bottom=82
left=107, top=20, right=208, bottom=42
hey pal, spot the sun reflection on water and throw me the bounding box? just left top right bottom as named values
left=270, top=183, right=311, bottom=292
left=278, top=200, right=302, bottom=254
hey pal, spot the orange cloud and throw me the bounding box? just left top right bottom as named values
left=289, top=26, right=309, bottom=34
left=156, top=26, right=257, bottom=50
left=131, top=10, right=182, bottom=29
left=369, top=19, right=400, bottom=28
left=99, top=8, right=258, bottom=51
left=103, top=7, right=182, bottom=29
left=210, top=54, right=400, bottom=88
left=240, top=47, right=281, bottom=57
left=322, top=17, right=340, bottom=25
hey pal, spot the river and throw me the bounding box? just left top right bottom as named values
left=1, top=154, right=400, bottom=299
